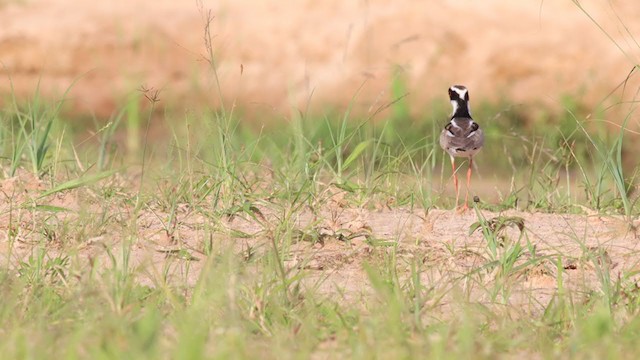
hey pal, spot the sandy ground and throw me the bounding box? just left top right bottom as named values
left=1, top=0, right=640, bottom=122
left=1, top=172, right=639, bottom=314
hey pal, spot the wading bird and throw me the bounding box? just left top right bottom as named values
left=439, top=85, right=484, bottom=211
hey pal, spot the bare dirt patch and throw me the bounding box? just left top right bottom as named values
left=2, top=173, right=639, bottom=315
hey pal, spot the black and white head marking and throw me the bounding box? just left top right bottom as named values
left=448, top=85, right=471, bottom=118
left=449, top=85, right=469, bottom=101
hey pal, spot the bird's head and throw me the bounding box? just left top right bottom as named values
left=448, top=85, right=471, bottom=118
left=448, top=85, right=469, bottom=102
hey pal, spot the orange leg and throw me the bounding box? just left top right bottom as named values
left=451, top=156, right=459, bottom=209
left=463, top=157, right=473, bottom=210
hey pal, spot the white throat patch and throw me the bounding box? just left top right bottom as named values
left=450, top=100, right=471, bottom=117
left=450, top=100, right=459, bottom=115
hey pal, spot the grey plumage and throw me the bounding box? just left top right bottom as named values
left=439, top=117, right=484, bottom=158
left=439, top=85, right=484, bottom=159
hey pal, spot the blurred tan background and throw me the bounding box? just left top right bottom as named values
left=1, top=0, right=640, bottom=121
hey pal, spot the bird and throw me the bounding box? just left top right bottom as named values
left=439, top=85, right=484, bottom=211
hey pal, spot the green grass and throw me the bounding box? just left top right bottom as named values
left=0, top=3, right=640, bottom=359
left=0, top=81, right=638, bottom=358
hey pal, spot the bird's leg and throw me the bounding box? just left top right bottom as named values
left=463, top=157, right=473, bottom=211
left=451, top=156, right=459, bottom=209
